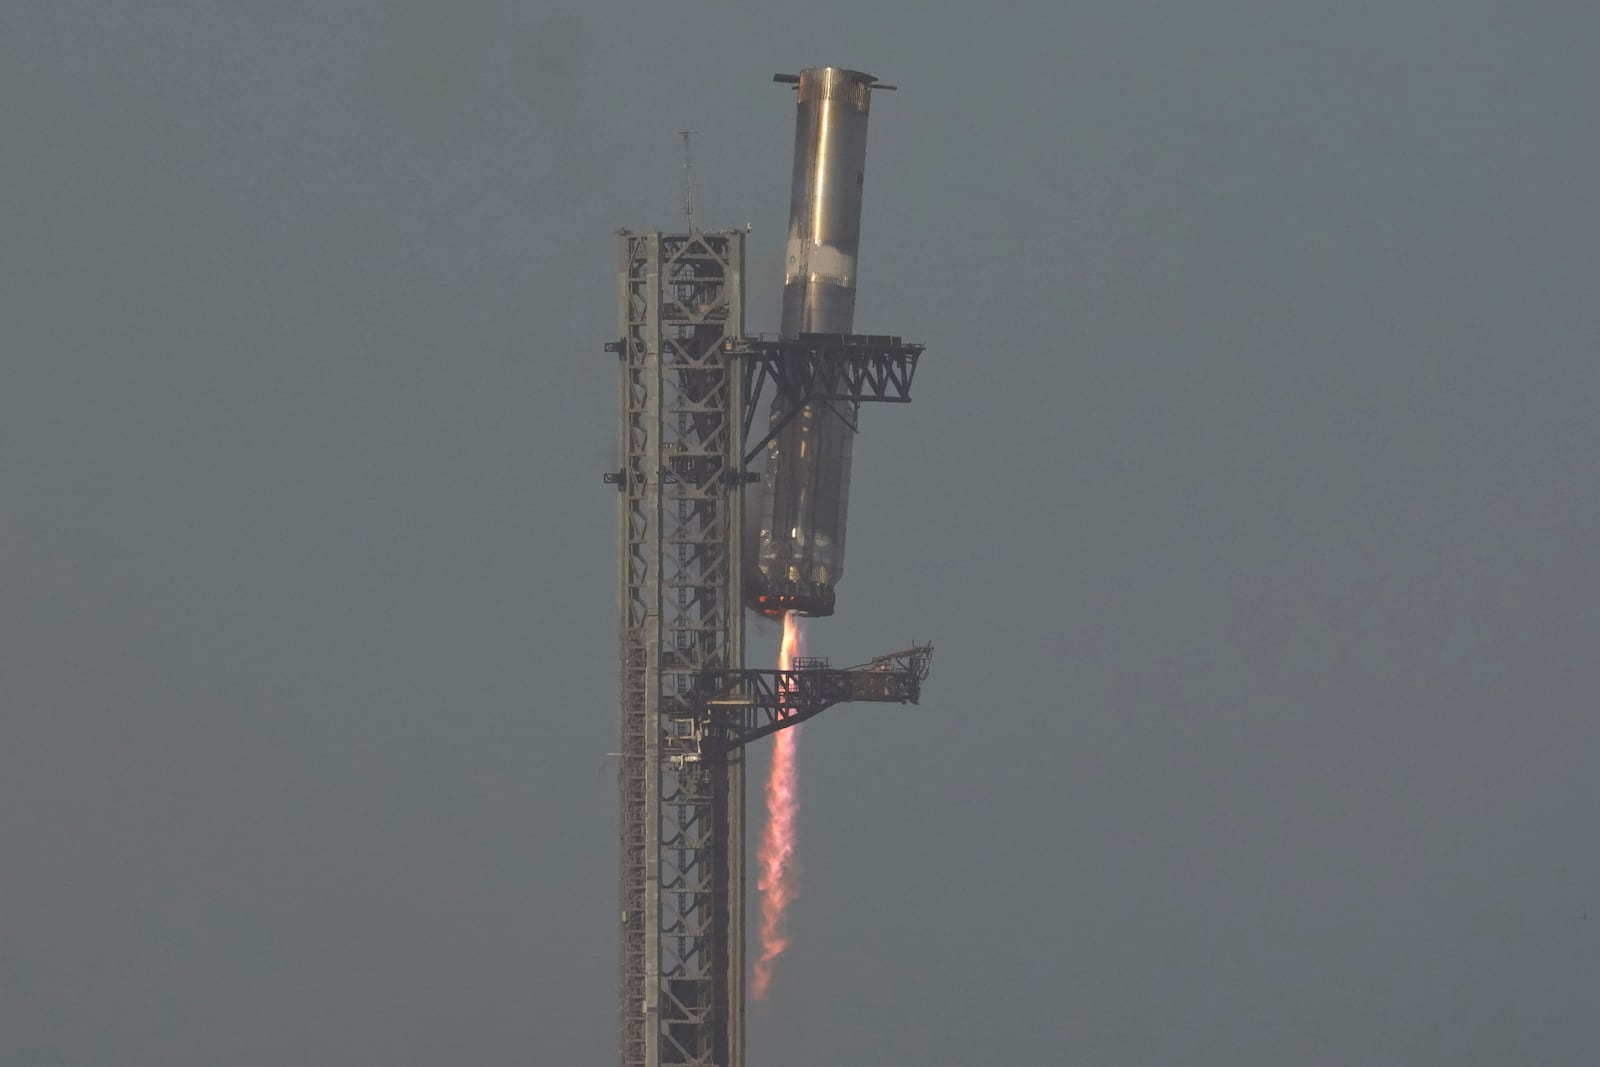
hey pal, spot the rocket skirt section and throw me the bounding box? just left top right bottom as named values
left=755, top=394, right=854, bottom=617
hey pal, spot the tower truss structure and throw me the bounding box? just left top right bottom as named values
left=615, top=230, right=748, bottom=1067
left=611, top=232, right=930, bottom=1067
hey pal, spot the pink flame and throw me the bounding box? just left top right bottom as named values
left=753, top=611, right=804, bottom=1000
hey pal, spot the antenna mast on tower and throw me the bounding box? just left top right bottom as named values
left=679, top=129, right=696, bottom=232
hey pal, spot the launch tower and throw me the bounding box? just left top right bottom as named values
left=609, top=68, right=928, bottom=1067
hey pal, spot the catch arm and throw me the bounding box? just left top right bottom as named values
left=680, top=645, right=933, bottom=756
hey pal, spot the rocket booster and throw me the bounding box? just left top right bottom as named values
left=753, top=67, right=885, bottom=618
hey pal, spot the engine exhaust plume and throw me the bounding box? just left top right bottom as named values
left=753, top=611, right=805, bottom=1000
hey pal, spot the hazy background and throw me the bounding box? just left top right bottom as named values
left=3, top=2, right=1597, bottom=1063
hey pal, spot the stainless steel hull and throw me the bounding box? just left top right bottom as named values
left=754, top=67, right=882, bottom=617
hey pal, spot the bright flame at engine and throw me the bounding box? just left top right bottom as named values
left=753, top=611, right=804, bottom=1000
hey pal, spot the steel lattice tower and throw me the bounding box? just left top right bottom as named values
left=615, top=230, right=748, bottom=1067
left=609, top=238, right=931, bottom=1067
left=610, top=67, right=930, bottom=1067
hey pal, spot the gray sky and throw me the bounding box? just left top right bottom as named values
left=3, top=2, right=1597, bottom=1064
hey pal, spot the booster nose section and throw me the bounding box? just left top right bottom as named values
left=781, top=67, right=875, bottom=336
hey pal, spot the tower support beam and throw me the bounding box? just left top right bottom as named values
left=617, top=230, right=746, bottom=1067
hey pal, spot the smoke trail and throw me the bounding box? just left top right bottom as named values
left=753, top=611, right=804, bottom=1000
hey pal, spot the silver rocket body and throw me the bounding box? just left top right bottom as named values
left=755, top=67, right=880, bottom=617
left=779, top=68, right=872, bottom=336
